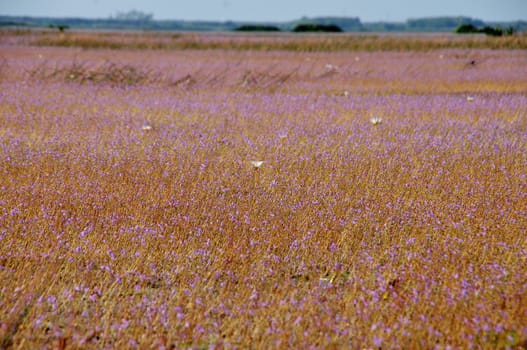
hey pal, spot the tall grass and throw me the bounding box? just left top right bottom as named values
left=34, top=33, right=527, bottom=51
left=2, top=29, right=527, bottom=51
left=1, top=35, right=526, bottom=349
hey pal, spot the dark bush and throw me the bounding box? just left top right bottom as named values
left=48, top=24, right=69, bottom=32
left=455, top=24, right=479, bottom=33
left=235, top=25, right=281, bottom=32
left=292, top=24, right=343, bottom=32
left=455, top=24, right=510, bottom=36
left=479, top=26, right=503, bottom=36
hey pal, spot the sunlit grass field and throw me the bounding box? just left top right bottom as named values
left=1, top=30, right=526, bottom=349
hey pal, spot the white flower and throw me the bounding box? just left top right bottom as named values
left=319, top=274, right=336, bottom=286
left=466, top=96, right=474, bottom=102
left=141, top=125, right=153, bottom=131
left=370, top=117, right=383, bottom=125
left=319, top=277, right=331, bottom=286
left=250, top=160, right=264, bottom=168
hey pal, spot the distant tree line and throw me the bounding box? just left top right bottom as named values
left=235, top=25, right=281, bottom=32
left=455, top=24, right=515, bottom=36
left=235, top=23, right=344, bottom=32
left=1, top=14, right=526, bottom=33
left=292, top=24, right=342, bottom=32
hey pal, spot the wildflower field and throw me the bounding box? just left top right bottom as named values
left=1, top=30, right=526, bottom=349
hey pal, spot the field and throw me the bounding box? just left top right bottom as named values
left=1, top=30, right=527, bottom=349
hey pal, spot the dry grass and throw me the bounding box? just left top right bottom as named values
left=2, top=28, right=527, bottom=51
left=33, top=32, right=527, bottom=51
left=27, top=60, right=162, bottom=86
left=1, top=32, right=527, bottom=349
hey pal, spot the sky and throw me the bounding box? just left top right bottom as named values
left=1, top=0, right=526, bottom=22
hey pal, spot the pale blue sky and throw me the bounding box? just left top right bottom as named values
left=1, top=0, right=526, bottom=22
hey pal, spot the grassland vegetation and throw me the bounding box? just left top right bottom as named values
left=0, top=29, right=526, bottom=349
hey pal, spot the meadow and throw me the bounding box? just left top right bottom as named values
left=0, top=30, right=526, bottom=349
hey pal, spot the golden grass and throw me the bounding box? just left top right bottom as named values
left=2, top=28, right=527, bottom=51
left=0, top=35, right=526, bottom=348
